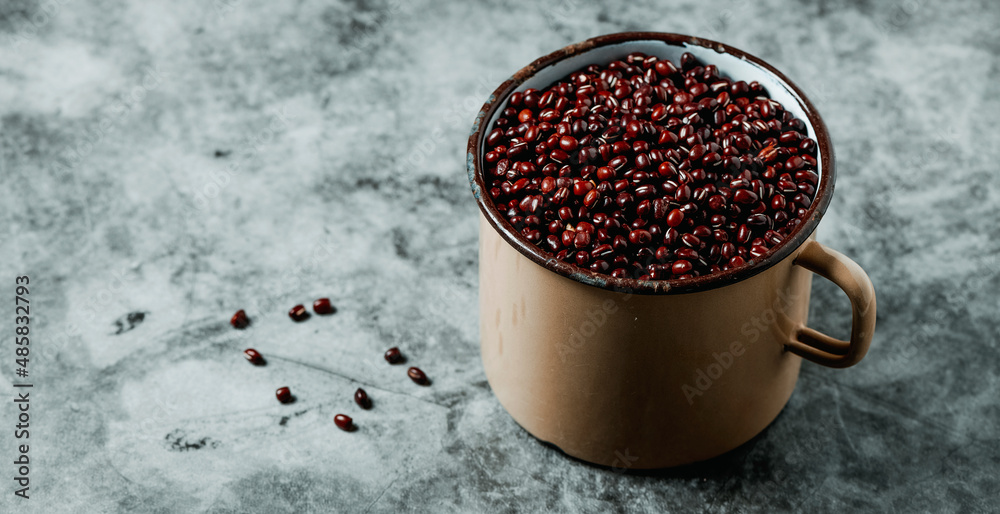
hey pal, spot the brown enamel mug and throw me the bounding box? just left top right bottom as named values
left=467, top=32, right=876, bottom=469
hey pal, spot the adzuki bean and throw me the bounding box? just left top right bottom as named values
left=334, top=414, right=354, bottom=431
left=275, top=386, right=294, bottom=404
left=407, top=367, right=429, bottom=385
left=243, top=348, right=265, bottom=365
left=354, top=388, right=372, bottom=409
left=288, top=304, right=309, bottom=322
left=384, top=347, right=403, bottom=364
left=312, top=298, right=336, bottom=315
left=483, top=51, right=819, bottom=279
left=230, top=309, right=249, bottom=329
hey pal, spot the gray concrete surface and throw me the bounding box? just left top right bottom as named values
left=1, top=0, right=998, bottom=512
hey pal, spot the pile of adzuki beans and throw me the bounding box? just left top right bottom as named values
left=483, top=51, right=819, bottom=280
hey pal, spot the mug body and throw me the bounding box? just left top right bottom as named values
left=480, top=215, right=813, bottom=468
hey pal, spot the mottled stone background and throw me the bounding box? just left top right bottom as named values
left=1, top=0, right=998, bottom=512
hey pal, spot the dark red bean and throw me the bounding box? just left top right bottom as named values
left=288, top=305, right=309, bottom=322
left=596, top=166, right=616, bottom=181
left=539, top=109, right=560, bottom=123
left=276, top=387, right=293, bottom=404
left=487, top=128, right=504, bottom=148
left=651, top=104, right=668, bottom=121
left=733, top=189, right=758, bottom=204
left=651, top=198, right=668, bottom=220
left=680, top=233, right=701, bottom=248
left=519, top=195, right=536, bottom=214
left=680, top=52, right=697, bottom=71
left=785, top=155, right=805, bottom=171
left=553, top=189, right=571, bottom=206
left=674, top=184, right=692, bottom=203
left=658, top=130, right=679, bottom=146
left=795, top=170, right=819, bottom=184
left=666, top=208, right=684, bottom=228
left=243, top=348, right=264, bottom=365
left=758, top=144, right=778, bottom=163
left=540, top=176, right=556, bottom=194
left=636, top=199, right=652, bottom=219
left=628, top=229, right=652, bottom=245
left=313, top=298, right=336, bottom=315
left=634, top=153, right=651, bottom=170
left=655, top=59, right=678, bottom=77
left=676, top=248, right=699, bottom=261
left=664, top=227, right=680, bottom=246
left=634, top=184, right=656, bottom=198
left=779, top=131, right=801, bottom=146
left=689, top=82, right=709, bottom=97
left=608, top=155, right=629, bottom=170
left=737, top=225, right=751, bottom=244
left=747, top=213, right=771, bottom=226
left=408, top=367, right=429, bottom=385
left=771, top=194, right=787, bottom=211
left=384, top=347, right=403, bottom=364
left=672, top=260, right=693, bottom=274
left=616, top=192, right=634, bottom=210
left=354, top=388, right=372, bottom=409
left=749, top=245, right=769, bottom=259
left=230, top=309, right=250, bottom=329
left=690, top=144, right=706, bottom=161
left=590, top=260, right=610, bottom=273
left=561, top=229, right=575, bottom=248
left=545, top=235, right=561, bottom=252
left=334, top=414, right=354, bottom=431
left=591, top=244, right=614, bottom=260
left=657, top=161, right=677, bottom=178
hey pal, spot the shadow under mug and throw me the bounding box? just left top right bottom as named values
left=467, top=32, right=876, bottom=469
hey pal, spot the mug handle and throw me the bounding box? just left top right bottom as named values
left=786, top=240, right=877, bottom=368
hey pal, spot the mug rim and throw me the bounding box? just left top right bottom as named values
left=467, top=31, right=835, bottom=295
